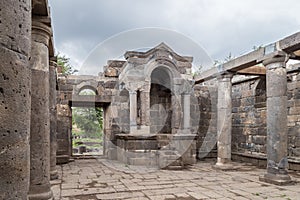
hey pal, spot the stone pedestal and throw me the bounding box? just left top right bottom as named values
left=259, top=52, right=292, bottom=185
left=49, top=60, right=58, bottom=180
left=0, top=0, right=31, bottom=199
left=28, top=20, right=53, bottom=199
left=172, top=133, right=197, bottom=165
left=215, top=73, right=234, bottom=169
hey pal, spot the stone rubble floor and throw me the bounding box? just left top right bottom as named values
left=51, top=158, right=300, bottom=200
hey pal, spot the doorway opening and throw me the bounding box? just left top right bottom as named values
left=71, top=89, right=104, bottom=156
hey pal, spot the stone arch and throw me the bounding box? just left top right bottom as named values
left=73, top=80, right=98, bottom=95
left=144, top=59, right=182, bottom=84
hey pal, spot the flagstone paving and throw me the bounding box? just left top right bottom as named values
left=51, top=158, right=300, bottom=200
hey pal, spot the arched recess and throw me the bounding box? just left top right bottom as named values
left=78, top=86, right=98, bottom=96
left=150, top=66, right=173, bottom=134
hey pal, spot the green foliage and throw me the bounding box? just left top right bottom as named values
left=253, top=44, right=264, bottom=50
left=79, top=89, right=96, bottom=95
left=214, top=52, right=235, bottom=66
left=56, top=53, right=78, bottom=75
left=72, top=107, right=103, bottom=138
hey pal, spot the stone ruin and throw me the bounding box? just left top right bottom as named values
left=1, top=0, right=300, bottom=199
left=57, top=43, right=201, bottom=169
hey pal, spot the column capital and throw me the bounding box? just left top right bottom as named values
left=32, top=20, right=52, bottom=46
left=217, top=72, right=234, bottom=81
left=182, top=92, right=191, bottom=96
left=262, top=51, right=288, bottom=68
left=49, top=60, right=57, bottom=68
left=129, top=90, right=137, bottom=95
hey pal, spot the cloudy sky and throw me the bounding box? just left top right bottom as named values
left=49, top=0, right=300, bottom=74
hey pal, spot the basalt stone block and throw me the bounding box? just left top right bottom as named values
left=104, top=80, right=117, bottom=89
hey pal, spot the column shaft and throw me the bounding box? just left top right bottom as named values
left=260, top=53, right=291, bottom=185
left=129, top=90, right=137, bottom=133
left=28, top=20, right=53, bottom=200
left=216, top=73, right=233, bottom=167
left=140, top=91, right=150, bottom=126
left=0, top=0, right=31, bottom=199
left=49, top=60, right=58, bottom=180
left=183, top=93, right=191, bottom=129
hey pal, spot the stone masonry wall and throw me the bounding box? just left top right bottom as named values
left=232, top=77, right=267, bottom=154
left=232, top=69, right=300, bottom=160
left=194, top=84, right=218, bottom=159
left=287, top=67, right=300, bottom=158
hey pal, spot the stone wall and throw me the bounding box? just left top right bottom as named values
left=56, top=71, right=119, bottom=162
left=231, top=67, right=300, bottom=160
left=287, top=65, right=300, bottom=158
left=194, top=83, right=218, bottom=159
left=232, top=77, right=267, bottom=154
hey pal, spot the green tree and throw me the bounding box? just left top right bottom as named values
left=72, top=107, right=103, bottom=138
left=56, top=53, right=78, bottom=75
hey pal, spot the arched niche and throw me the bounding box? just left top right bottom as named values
left=150, top=66, right=173, bottom=134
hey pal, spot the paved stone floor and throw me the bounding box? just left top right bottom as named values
left=51, top=158, right=300, bottom=200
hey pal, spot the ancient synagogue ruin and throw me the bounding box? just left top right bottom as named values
left=1, top=0, right=300, bottom=199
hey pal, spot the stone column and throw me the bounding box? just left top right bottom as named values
left=140, top=89, right=151, bottom=134
left=56, top=104, right=72, bottom=164
left=129, top=90, right=137, bottom=133
left=0, top=0, right=31, bottom=199
left=140, top=91, right=150, bottom=126
left=28, top=20, right=53, bottom=199
left=183, top=93, right=191, bottom=130
left=215, top=73, right=233, bottom=168
left=259, top=52, right=291, bottom=185
left=49, top=59, right=58, bottom=180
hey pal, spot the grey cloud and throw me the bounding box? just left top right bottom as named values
left=49, top=0, right=300, bottom=74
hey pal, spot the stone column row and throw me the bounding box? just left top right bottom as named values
left=214, top=53, right=291, bottom=185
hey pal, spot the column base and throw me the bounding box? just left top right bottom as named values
left=259, top=173, right=293, bottom=186
left=50, top=169, right=58, bottom=180
left=28, top=185, right=53, bottom=200
left=56, top=155, right=70, bottom=164
left=213, top=158, right=237, bottom=170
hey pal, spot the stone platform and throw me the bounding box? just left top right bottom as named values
left=51, top=158, right=300, bottom=200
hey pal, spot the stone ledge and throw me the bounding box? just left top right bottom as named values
left=232, top=152, right=300, bottom=171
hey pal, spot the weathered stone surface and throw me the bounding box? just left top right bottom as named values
left=261, top=54, right=291, bottom=185
left=0, top=0, right=31, bottom=199
left=216, top=73, right=233, bottom=167
left=28, top=20, right=53, bottom=199
left=49, top=60, right=58, bottom=180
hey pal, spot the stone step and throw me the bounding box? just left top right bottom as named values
left=128, top=157, right=157, bottom=166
